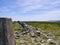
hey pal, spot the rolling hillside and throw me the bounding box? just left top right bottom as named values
left=13, top=21, right=60, bottom=45
left=13, top=21, right=60, bottom=30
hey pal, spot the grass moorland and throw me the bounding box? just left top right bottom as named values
left=13, top=21, right=60, bottom=36
left=13, top=21, right=60, bottom=45
left=13, top=21, right=60, bottom=30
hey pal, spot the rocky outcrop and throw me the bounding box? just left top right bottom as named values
left=15, top=21, right=58, bottom=45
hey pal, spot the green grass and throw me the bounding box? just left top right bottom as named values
left=25, top=22, right=60, bottom=30
left=13, top=22, right=60, bottom=30
left=13, top=22, right=23, bottom=31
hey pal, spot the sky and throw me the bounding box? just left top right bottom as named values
left=0, top=0, right=60, bottom=21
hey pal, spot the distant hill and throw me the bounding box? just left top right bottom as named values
left=48, top=20, right=60, bottom=22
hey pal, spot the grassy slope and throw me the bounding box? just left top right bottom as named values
left=13, top=22, right=60, bottom=36
left=25, top=22, right=60, bottom=37
left=13, top=22, right=60, bottom=45
left=25, top=22, right=60, bottom=30
left=13, top=22, right=60, bottom=30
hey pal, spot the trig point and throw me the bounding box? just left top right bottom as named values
left=0, top=18, right=15, bottom=45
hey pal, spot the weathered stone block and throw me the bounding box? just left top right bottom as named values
left=0, top=18, right=15, bottom=45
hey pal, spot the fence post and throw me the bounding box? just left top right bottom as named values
left=0, top=18, right=15, bottom=45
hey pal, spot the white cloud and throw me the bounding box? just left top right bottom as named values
left=14, top=0, right=60, bottom=13
left=16, top=10, right=60, bottom=21
left=41, top=11, right=60, bottom=21
left=1, top=0, right=60, bottom=13
left=0, top=0, right=60, bottom=21
left=0, top=10, right=60, bottom=21
left=16, top=0, right=43, bottom=13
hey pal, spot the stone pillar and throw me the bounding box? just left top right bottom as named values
left=0, top=18, right=15, bottom=45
